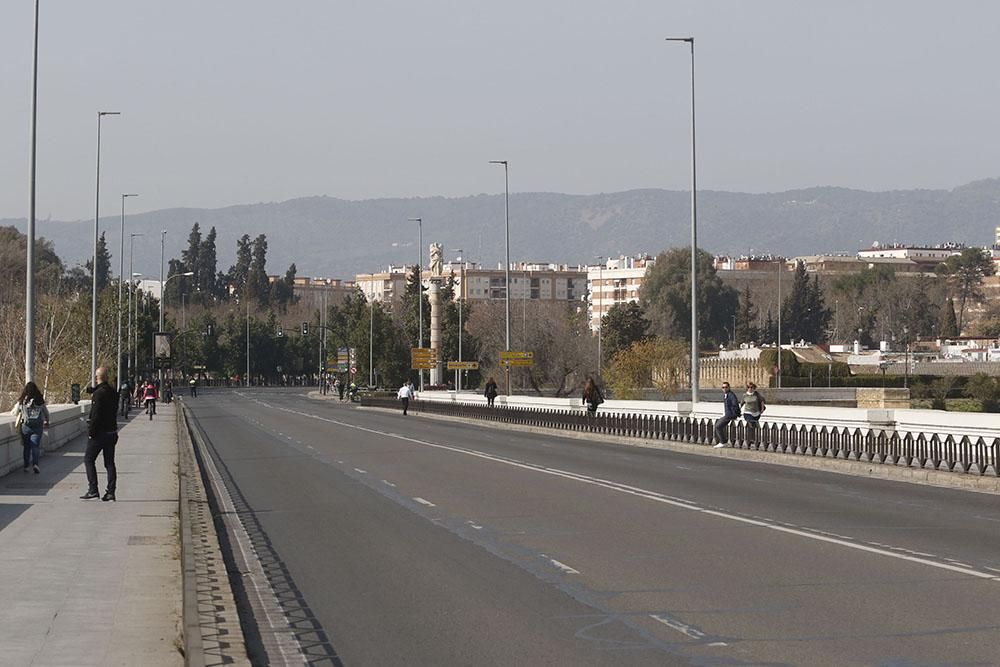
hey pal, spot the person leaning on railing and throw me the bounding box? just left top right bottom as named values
left=740, top=382, right=765, bottom=444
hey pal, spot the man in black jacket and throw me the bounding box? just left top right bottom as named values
left=82, top=367, right=119, bottom=501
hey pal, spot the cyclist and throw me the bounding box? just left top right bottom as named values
left=142, top=381, right=159, bottom=419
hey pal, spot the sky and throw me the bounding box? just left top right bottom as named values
left=2, top=0, right=1000, bottom=221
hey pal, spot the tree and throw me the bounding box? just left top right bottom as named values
left=936, top=248, right=996, bottom=333
left=640, top=247, right=738, bottom=346
left=0, top=226, right=64, bottom=294
left=182, top=223, right=202, bottom=294
left=966, top=373, right=999, bottom=412
left=199, top=226, right=219, bottom=300
left=605, top=338, right=688, bottom=400
left=601, top=302, right=649, bottom=362
left=734, top=284, right=759, bottom=345
left=246, top=234, right=270, bottom=306
left=973, top=301, right=1000, bottom=338
left=780, top=261, right=831, bottom=343
left=939, top=297, right=959, bottom=338
left=227, top=234, right=252, bottom=300
left=272, top=263, right=297, bottom=308
left=400, top=265, right=430, bottom=351
left=84, top=231, right=112, bottom=293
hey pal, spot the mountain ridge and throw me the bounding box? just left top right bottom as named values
left=3, top=179, right=999, bottom=280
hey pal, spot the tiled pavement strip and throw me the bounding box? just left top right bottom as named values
left=0, top=400, right=248, bottom=667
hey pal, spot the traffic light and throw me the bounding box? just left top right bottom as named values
left=205, top=324, right=214, bottom=336
left=301, top=322, right=309, bottom=336
left=277, top=327, right=284, bottom=337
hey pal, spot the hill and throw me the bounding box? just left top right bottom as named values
left=4, top=179, right=999, bottom=279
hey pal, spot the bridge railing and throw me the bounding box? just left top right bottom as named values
left=360, top=395, right=1000, bottom=477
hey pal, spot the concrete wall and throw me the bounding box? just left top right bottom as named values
left=416, top=391, right=997, bottom=442
left=0, top=403, right=90, bottom=477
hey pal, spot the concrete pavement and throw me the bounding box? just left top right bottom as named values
left=0, top=402, right=182, bottom=666
left=187, top=388, right=1000, bottom=665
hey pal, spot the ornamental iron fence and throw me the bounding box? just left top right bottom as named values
left=360, top=395, right=999, bottom=477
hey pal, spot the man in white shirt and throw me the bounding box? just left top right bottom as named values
left=397, top=381, right=415, bottom=415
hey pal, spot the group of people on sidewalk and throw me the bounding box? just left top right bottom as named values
left=713, top=381, right=766, bottom=448
left=8, top=366, right=134, bottom=501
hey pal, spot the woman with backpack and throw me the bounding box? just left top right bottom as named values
left=10, top=382, right=50, bottom=474
left=582, top=376, right=604, bottom=416
left=483, top=377, right=498, bottom=407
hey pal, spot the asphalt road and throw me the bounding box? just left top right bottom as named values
left=185, top=388, right=1000, bottom=666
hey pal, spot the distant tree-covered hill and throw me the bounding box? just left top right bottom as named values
left=4, top=179, right=999, bottom=279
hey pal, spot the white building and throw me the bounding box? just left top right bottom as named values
left=586, top=255, right=654, bottom=332
left=355, top=261, right=587, bottom=312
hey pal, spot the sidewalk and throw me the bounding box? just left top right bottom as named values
left=0, top=402, right=182, bottom=666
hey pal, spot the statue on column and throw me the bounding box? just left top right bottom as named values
left=429, top=243, right=444, bottom=277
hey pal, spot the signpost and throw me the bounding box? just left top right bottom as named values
left=153, top=332, right=173, bottom=370
left=447, top=361, right=479, bottom=370
left=500, top=350, right=534, bottom=367
left=411, top=347, right=437, bottom=370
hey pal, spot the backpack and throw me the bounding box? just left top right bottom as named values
left=24, top=403, right=44, bottom=429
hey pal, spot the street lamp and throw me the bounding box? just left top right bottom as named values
left=24, top=0, right=40, bottom=384
left=368, top=284, right=375, bottom=388
left=91, top=110, right=121, bottom=381
left=594, top=256, right=604, bottom=375
left=129, top=268, right=142, bottom=383
left=489, top=160, right=511, bottom=395
left=116, top=194, right=138, bottom=386
left=664, top=37, right=699, bottom=404
left=407, top=217, right=424, bottom=390
left=454, top=248, right=465, bottom=390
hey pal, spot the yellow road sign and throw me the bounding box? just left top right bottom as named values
left=504, top=359, right=535, bottom=367
left=500, top=350, right=533, bottom=361
left=447, top=361, right=479, bottom=370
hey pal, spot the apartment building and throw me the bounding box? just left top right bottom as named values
left=355, top=261, right=588, bottom=312
left=586, top=255, right=654, bottom=332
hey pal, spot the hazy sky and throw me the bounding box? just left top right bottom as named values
left=3, top=1, right=1000, bottom=221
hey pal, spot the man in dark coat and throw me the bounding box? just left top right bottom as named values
left=713, top=381, right=741, bottom=448
left=82, top=367, right=119, bottom=501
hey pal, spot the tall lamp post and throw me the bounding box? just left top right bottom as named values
left=488, top=160, right=511, bottom=394
left=664, top=37, right=699, bottom=404
left=594, top=256, right=604, bottom=375
left=129, top=267, right=142, bottom=383
left=159, top=224, right=192, bottom=395
left=24, top=0, right=40, bottom=384
left=407, top=217, right=424, bottom=390
left=91, top=110, right=121, bottom=381
left=368, top=285, right=375, bottom=387
left=454, top=248, right=464, bottom=390
left=116, top=194, right=138, bottom=386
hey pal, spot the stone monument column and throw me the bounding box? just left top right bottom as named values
left=428, top=279, right=443, bottom=385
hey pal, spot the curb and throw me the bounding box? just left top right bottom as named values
left=354, top=403, right=1000, bottom=496
left=177, top=403, right=251, bottom=667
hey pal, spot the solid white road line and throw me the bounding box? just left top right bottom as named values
left=541, top=554, right=580, bottom=575
left=413, top=497, right=436, bottom=507
left=240, top=394, right=1000, bottom=584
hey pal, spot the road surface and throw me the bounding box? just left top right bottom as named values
left=184, top=388, right=1000, bottom=666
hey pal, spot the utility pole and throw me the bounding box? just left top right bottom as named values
left=24, top=0, right=39, bottom=384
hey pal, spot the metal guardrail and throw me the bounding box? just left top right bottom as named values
left=361, top=396, right=1000, bottom=477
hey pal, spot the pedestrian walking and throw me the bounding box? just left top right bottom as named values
left=82, top=367, right=119, bottom=501
left=397, top=381, right=414, bottom=415
left=484, top=376, right=498, bottom=407
left=740, top=381, right=766, bottom=444
left=713, top=382, right=741, bottom=448
left=335, top=377, right=345, bottom=401
left=10, top=382, right=49, bottom=474
left=188, top=377, right=197, bottom=397
left=582, top=376, right=605, bottom=416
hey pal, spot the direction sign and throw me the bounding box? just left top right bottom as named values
left=447, top=361, right=479, bottom=370
left=505, top=359, right=534, bottom=367
left=500, top=350, right=533, bottom=361
left=411, top=347, right=437, bottom=357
